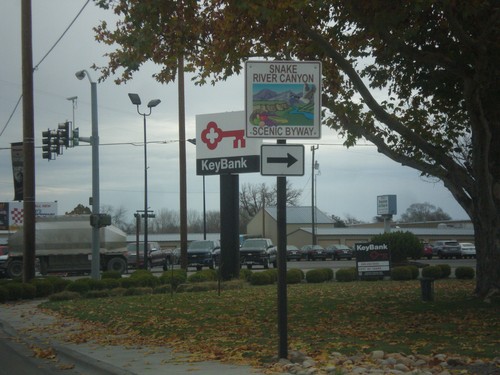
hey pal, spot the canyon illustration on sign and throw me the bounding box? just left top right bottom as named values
left=245, top=61, right=322, bottom=139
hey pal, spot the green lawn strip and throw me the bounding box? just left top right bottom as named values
left=43, top=279, right=499, bottom=365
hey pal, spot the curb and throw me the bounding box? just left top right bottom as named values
left=0, top=319, right=134, bottom=375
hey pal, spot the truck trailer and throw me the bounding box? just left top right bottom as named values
left=2, top=216, right=128, bottom=278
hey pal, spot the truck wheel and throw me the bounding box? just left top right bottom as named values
left=263, top=258, right=270, bottom=269
left=6, top=260, right=23, bottom=279
left=107, top=257, right=127, bottom=274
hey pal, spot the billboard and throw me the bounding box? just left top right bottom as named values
left=0, top=201, right=58, bottom=230
left=377, top=195, right=397, bottom=215
left=245, top=60, right=322, bottom=139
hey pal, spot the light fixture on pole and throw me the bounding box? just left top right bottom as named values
left=75, top=70, right=100, bottom=280
left=187, top=138, right=206, bottom=240
left=128, top=93, right=161, bottom=268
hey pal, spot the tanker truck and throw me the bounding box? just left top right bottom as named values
left=2, top=215, right=128, bottom=278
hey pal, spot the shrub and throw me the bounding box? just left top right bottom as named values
left=159, top=269, right=187, bottom=288
left=306, top=268, right=331, bottom=283
left=30, top=279, right=54, bottom=298
left=44, top=276, right=71, bottom=293
left=0, top=286, right=7, bottom=303
left=287, top=268, right=304, bottom=284
left=239, top=268, right=253, bottom=282
left=48, top=291, right=81, bottom=302
left=455, top=266, right=475, bottom=279
left=188, top=269, right=218, bottom=283
left=391, top=266, right=413, bottom=281
left=86, top=290, right=110, bottom=299
left=408, top=265, right=420, bottom=279
left=336, top=268, right=357, bottom=282
left=5, top=283, right=23, bottom=300
left=371, top=231, right=422, bottom=263
left=101, top=278, right=121, bottom=290
left=120, top=277, right=141, bottom=289
left=133, top=275, right=160, bottom=288
left=88, top=279, right=107, bottom=291
left=437, top=264, right=451, bottom=279
left=101, top=271, right=122, bottom=279
left=421, top=265, right=442, bottom=279
left=130, top=269, right=154, bottom=278
left=65, top=279, right=91, bottom=294
left=262, top=269, right=278, bottom=283
left=21, top=283, right=37, bottom=299
left=250, top=272, right=274, bottom=285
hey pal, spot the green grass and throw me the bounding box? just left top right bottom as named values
left=43, top=279, right=499, bottom=366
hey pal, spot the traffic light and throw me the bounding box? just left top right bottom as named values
left=58, top=121, right=71, bottom=148
left=42, top=129, right=53, bottom=160
left=73, top=127, right=79, bottom=146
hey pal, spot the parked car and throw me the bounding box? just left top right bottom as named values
left=187, top=240, right=220, bottom=270
left=126, top=242, right=168, bottom=269
left=163, top=247, right=180, bottom=270
left=431, top=240, right=462, bottom=259
left=422, top=242, right=433, bottom=259
left=240, top=238, right=277, bottom=269
left=460, top=242, right=476, bottom=259
left=325, top=244, right=353, bottom=260
left=301, top=245, right=327, bottom=261
left=286, top=245, right=302, bottom=261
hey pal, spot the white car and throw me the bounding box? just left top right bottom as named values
left=460, top=243, right=476, bottom=259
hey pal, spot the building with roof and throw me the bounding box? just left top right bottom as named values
left=246, top=206, right=474, bottom=247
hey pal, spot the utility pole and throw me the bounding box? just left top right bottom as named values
left=21, top=0, right=36, bottom=282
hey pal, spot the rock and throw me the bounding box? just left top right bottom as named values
left=302, top=359, right=317, bottom=368
left=371, top=350, right=385, bottom=360
left=289, top=350, right=308, bottom=364
left=394, top=363, right=410, bottom=372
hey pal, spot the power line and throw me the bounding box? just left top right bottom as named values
left=0, top=0, right=91, bottom=138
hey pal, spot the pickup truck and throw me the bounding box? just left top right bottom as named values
left=239, top=238, right=277, bottom=269
left=187, top=240, right=220, bottom=270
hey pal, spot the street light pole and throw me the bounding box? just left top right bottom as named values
left=75, top=70, right=100, bottom=280
left=187, top=138, right=207, bottom=240
left=311, top=145, right=319, bottom=245
left=128, top=93, right=161, bottom=268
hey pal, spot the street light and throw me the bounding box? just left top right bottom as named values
left=128, top=93, right=161, bottom=268
left=187, top=138, right=207, bottom=240
left=75, top=70, right=100, bottom=280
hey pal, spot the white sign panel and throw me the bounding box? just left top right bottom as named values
left=261, top=144, right=305, bottom=176
left=6, top=201, right=58, bottom=229
left=195, top=111, right=262, bottom=175
left=377, top=195, right=397, bottom=215
left=245, top=61, right=322, bottom=139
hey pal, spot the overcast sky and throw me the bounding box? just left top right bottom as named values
left=0, top=1, right=469, bottom=224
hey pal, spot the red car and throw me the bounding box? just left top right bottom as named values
left=423, top=243, right=433, bottom=259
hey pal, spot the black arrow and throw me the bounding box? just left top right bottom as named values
left=267, top=153, right=298, bottom=168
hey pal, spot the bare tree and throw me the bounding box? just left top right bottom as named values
left=400, top=203, right=452, bottom=223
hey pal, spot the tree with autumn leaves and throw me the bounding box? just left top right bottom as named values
left=92, top=0, right=499, bottom=298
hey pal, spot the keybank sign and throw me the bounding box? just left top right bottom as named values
left=195, top=111, right=261, bottom=175
left=355, top=242, right=391, bottom=279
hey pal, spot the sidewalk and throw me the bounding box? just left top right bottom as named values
left=0, top=300, right=270, bottom=375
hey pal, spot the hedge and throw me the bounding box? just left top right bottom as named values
left=455, top=266, right=475, bottom=279
left=335, top=268, right=357, bottom=282
left=421, top=265, right=442, bottom=279
left=391, top=266, right=413, bottom=281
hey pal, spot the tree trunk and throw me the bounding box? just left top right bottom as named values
left=473, top=215, right=500, bottom=298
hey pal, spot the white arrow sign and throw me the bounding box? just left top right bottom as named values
left=261, top=144, right=305, bottom=176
